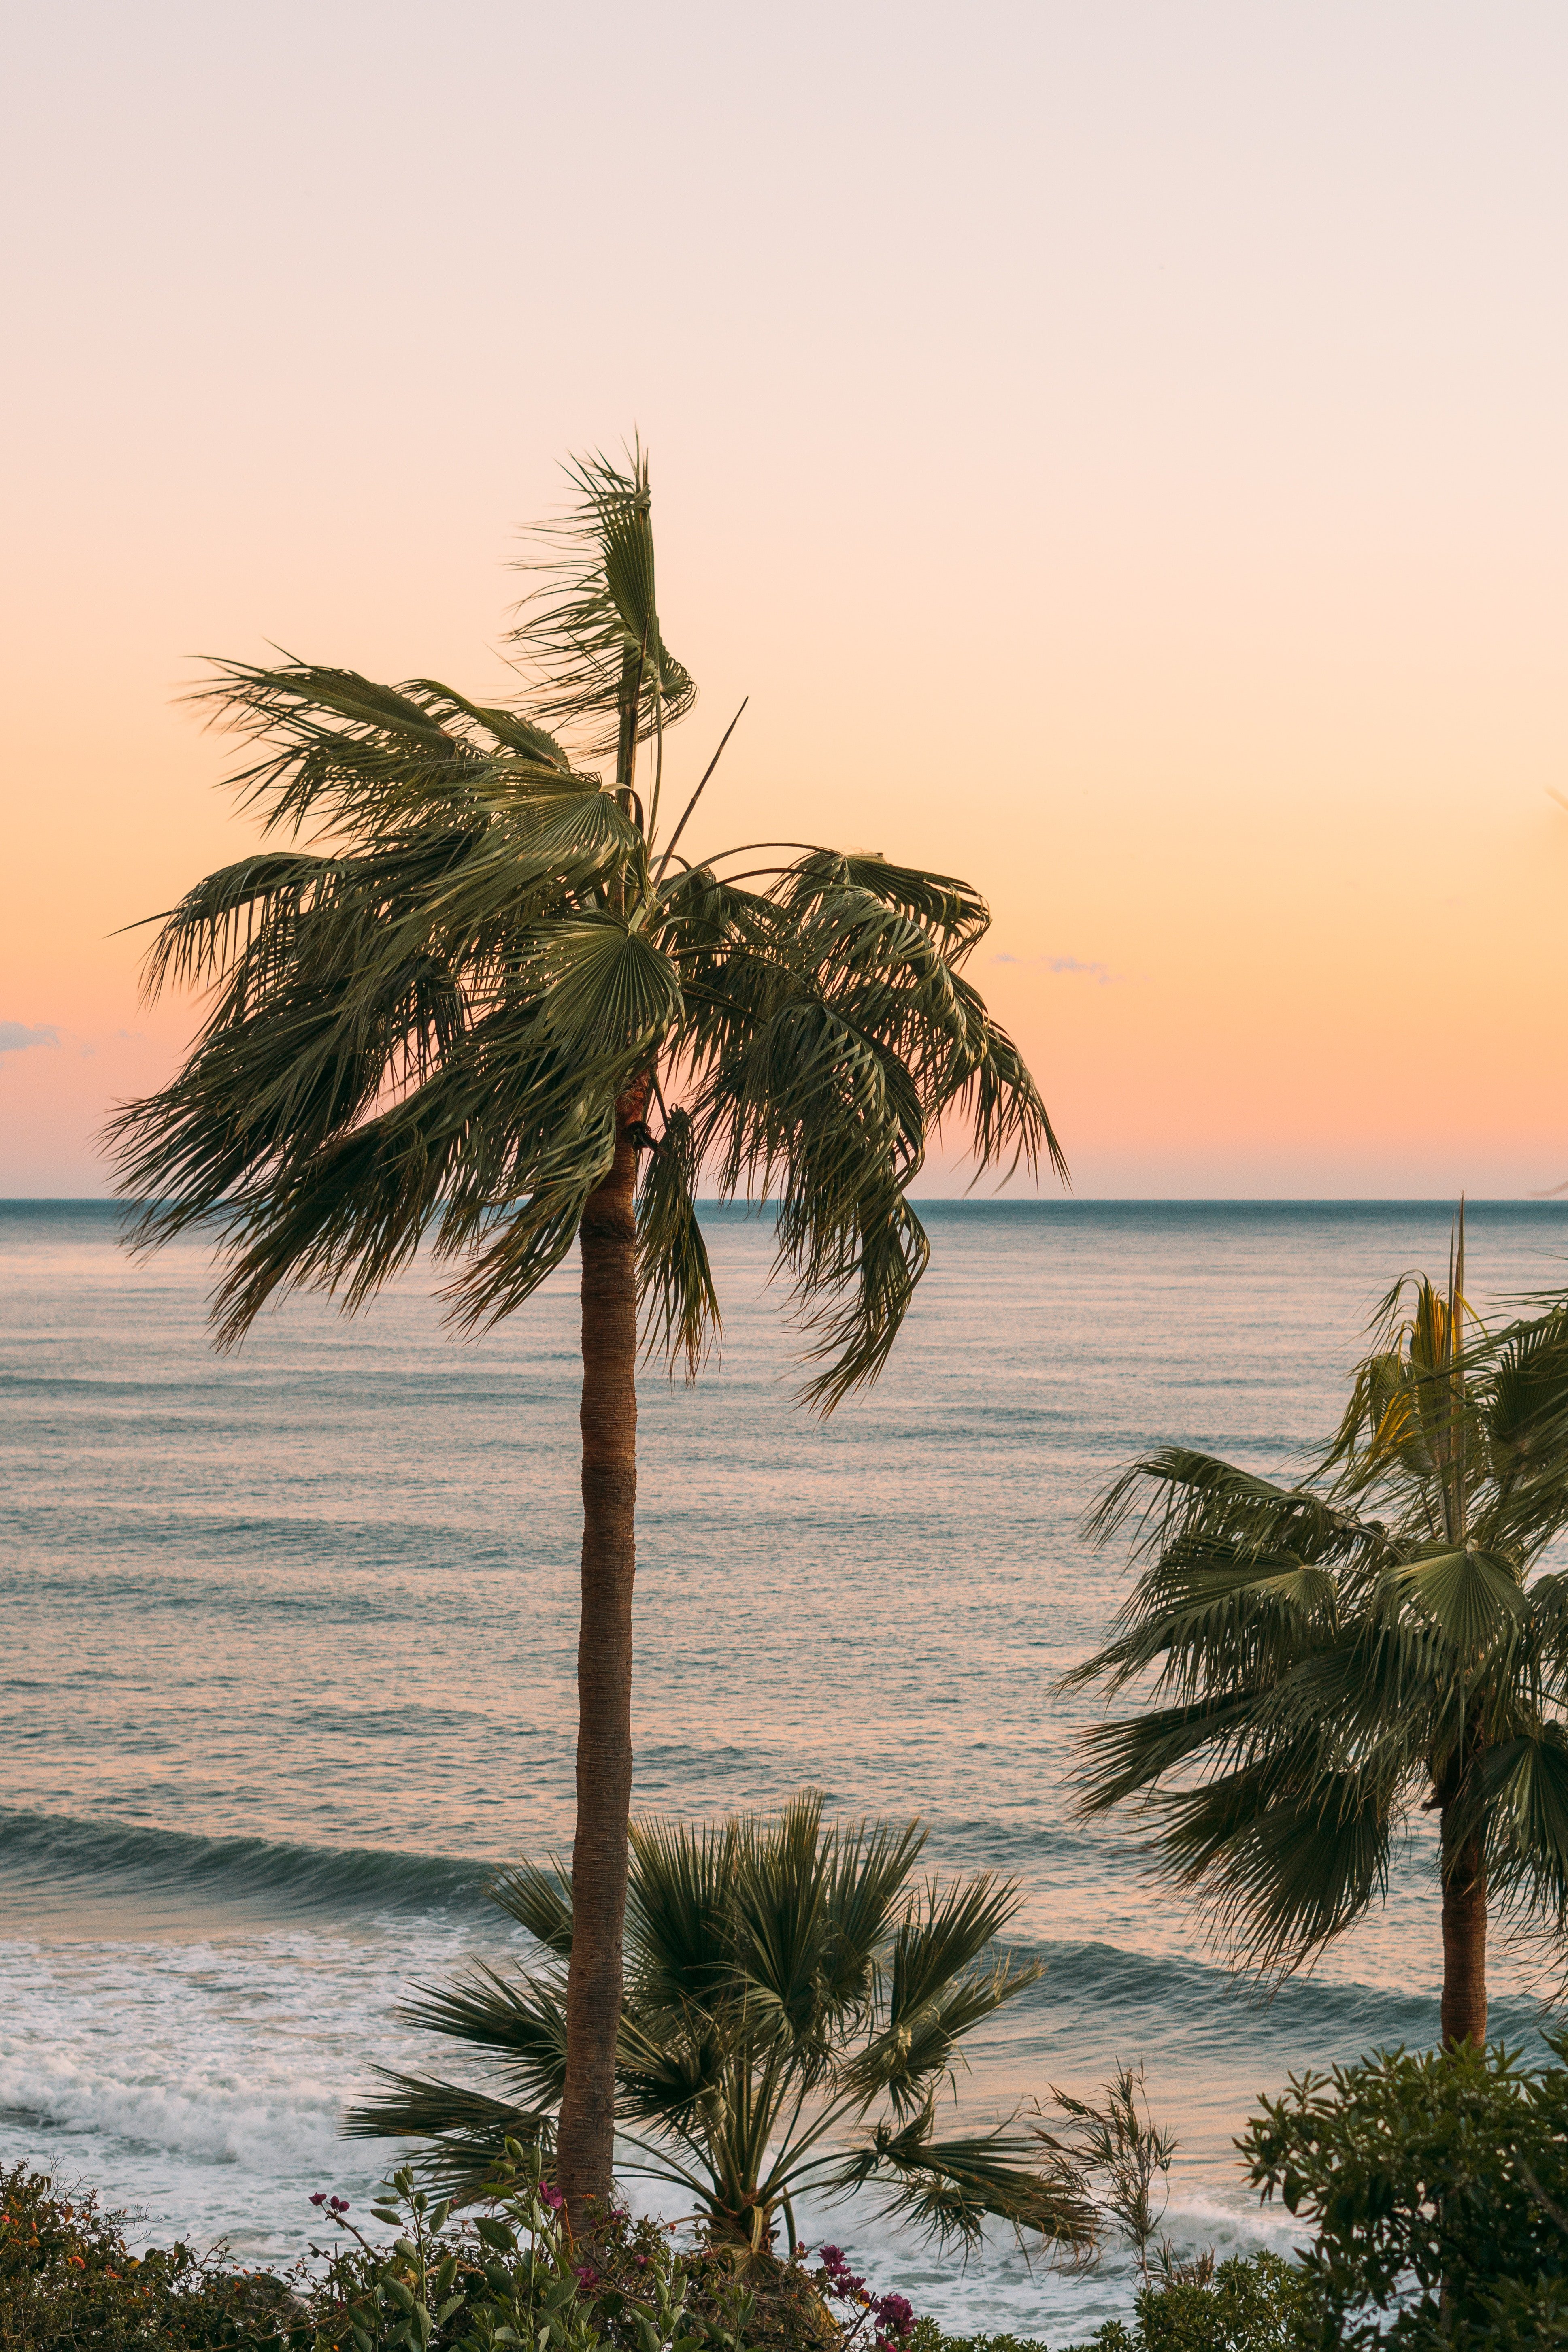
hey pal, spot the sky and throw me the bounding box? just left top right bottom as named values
left=4, top=1, right=1567, bottom=1197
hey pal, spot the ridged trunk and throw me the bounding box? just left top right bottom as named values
left=1439, top=1820, right=1487, bottom=2050
left=1438, top=1718, right=1488, bottom=2050
left=557, top=1080, right=648, bottom=2228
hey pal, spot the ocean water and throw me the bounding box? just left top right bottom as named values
left=4, top=1198, right=1567, bottom=2341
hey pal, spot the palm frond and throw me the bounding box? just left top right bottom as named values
left=342, top=2070, right=549, bottom=2202
left=625, top=1814, right=745, bottom=2016
left=636, top=1105, right=720, bottom=1379
left=508, top=445, right=696, bottom=765
left=837, top=2111, right=1096, bottom=2254
left=1154, top=1758, right=1394, bottom=1976
left=1082, top=1449, right=1359, bottom=1566
left=1065, top=1542, right=1341, bottom=1704
left=1075, top=1692, right=1264, bottom=1815
left=487, top=1858, right=574, bottom=1957
left=819, top=1814, right=928, bottom=2000
left=1388, top=1544, right=1528, bottom=1659
left=1483, top=1727, right=1568, bottom=1932
left=857, top=1953, right=1041, bottom=2120
left=539, top=919, right=684, bottom=1060
left=397, top=1962, right=570, bottom=2111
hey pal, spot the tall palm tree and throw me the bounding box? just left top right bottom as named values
left=345, top=1791, right=1096, bottom=2261
left=1067, top=1220, right=1568, bottom=2048
left=108, top=447, right=1060, bottom=2223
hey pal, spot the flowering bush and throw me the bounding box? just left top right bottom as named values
left=0, top=2150, right=933, bottom=2352
left=813, top=2247, right=917, bottom=2352
left=0, top=2160, right=305, bottom=2348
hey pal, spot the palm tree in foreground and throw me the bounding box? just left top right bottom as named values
left=109, top=447, right=1060, bottom=2224
left=1068, top=1220, right=1568, bottom=2048
left=346, top=1792, right=1096, bottom=2261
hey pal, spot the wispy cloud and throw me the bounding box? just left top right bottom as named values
left=991, top=954, right=1116, bottom=985
left=0, top=1022, right=60, bottom=1053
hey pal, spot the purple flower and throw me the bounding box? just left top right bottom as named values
left=575, top=2264, right=598, bottom=2290
left=309, top=2194, right=328, bottom=2208
left=817, top=2244, right=868, bottom=2300
left=874, top=2292, right=916, bottom=2340
left=540, top=2184, right=566, bottom=2213
left=330, top=2198, right=349, bottom=2213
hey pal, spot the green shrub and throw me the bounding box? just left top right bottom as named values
left=1241, top=2037, right=1568, bottom=2349
left=919, top=2252, right=1311, bottom=2352
left=0, top=2149, right=884, bottom=2352
left=0, top=2161, right=302, bottom=2348
left=1077, top=2252, right=1312, bottom=2350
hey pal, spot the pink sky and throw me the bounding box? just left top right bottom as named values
left=5, top=2, right=1567, bottom=1196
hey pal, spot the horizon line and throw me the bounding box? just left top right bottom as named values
left=8, top=1195, right=1568, bottom=1212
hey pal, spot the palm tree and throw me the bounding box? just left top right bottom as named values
left=1067, top=1219, right=1568, bottom=2048
left=108, top=447, right=1060, bottom=2224
left=345, top=1791, right=1096, bottom=2261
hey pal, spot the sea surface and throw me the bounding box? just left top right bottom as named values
left=4, top=1199, right=1568, bottom=2340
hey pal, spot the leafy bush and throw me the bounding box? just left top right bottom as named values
left=916, top=2253, right=1311, bottom=2352
left=0, top=2148, right=908, bottom=2352
left=1241, top=2036, right=1568, bottom=2349
left=0, top=2161, right=305, bottom=2348
left=1070, top=2252, right=1312, bottom=2350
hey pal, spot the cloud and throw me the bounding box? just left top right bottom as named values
left=0, top=1022, right=60, bottom=1053
left=991, top=954, right=1116, bottom=985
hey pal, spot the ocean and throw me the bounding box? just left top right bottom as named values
left=3, top=1198, right=1566, bottom=2341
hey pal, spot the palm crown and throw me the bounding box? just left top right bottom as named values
left=112, top=447, right=1057, bottom=1405
left=347, top=1792, right=1095, bottom=2260
left=1068, top=1220, right=1568, bottom=2045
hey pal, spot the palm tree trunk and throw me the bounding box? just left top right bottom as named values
left=1438, top=1718, right=1487, bottom=2049
left=557, top=1079, right=649, bottom=2227
left=1439, top=1823, right=1487, bottom=2049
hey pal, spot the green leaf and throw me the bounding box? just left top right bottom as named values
left=637, top=1105, right=720, bottom=1379
left=511, top=446, right=697, bottom=761
left=1390, top=1545, right=1527, bottom=1652
left=539, top=918, right=683, bottom=1059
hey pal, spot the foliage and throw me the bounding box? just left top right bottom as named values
left=0, top=2160, right=306, bottom=2348
left=1035, top=2065, right=1175, bottom=2275
left=1067, top=1224, right=1568, bottom=1987
left=108, top=445, right=1059, bottom=1413
left=1241, top=2036, right=1568, bottom=2349
left=297, top=2152, right=746, bottom=2352
left=0, top=2149, right=909, bottom=2352
left=1068, top=2252, right=1313, bottom=2352
left=346, top=1794, right=1096, bottom=2259
left=912, top=2256, right=1311, bottom=2352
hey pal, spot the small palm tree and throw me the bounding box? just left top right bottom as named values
left=108, top=447, right=1060, bottom=2222
left=346, top=1792, right=1096, bottom=2261
left=1035, top=2063, right=1175, bottom=2278
left=1068, top=1216, right=1568, bottom=2048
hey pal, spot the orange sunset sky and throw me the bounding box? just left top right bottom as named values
left=4, top=2, right=1567, bottom=1198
